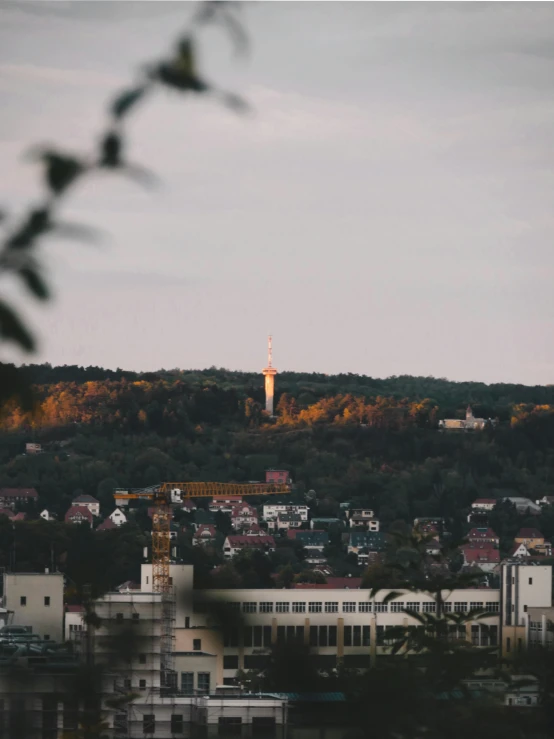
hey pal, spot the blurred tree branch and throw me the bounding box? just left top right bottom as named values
left=0, top=1, right=249, bottom=407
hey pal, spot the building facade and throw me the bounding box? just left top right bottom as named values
left=2, top=572, right=64, bottom=642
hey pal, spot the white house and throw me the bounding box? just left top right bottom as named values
left=223, top=535, right=276, bottom=559
left=65, top=605, right=86, bottom=641
left=40, top=509, right=55, bottom=521
left=230, top=504, right=258, bottom=531
left=262, top=504, right=309, bottom=522
left=108, top=508, right=127, bottom=526
left=71, top=494, right=100, bottom=517
left=471, top=499, right=497, bottom=512
left=267, top=513, right=303, bottom=531
left=510, top=542, right=531, bottom=558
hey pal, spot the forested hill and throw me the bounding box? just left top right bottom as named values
left=2, top=362, right=554, bottom=545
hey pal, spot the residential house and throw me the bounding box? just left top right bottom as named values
left=230, top=503, right=258, bottom=531
left=515, top=529, right=545, bottom=551
left=108, top=508, right=127, bottom=526
left=176, top=499, right=197, bottom=513
left=96, top=517, right=117, bottom=531
left=3, top=571, right=64, bottom=642
left=467, top=527, right=500, bottom=547
left=0, top=508, right=26, bottom=521
left=438, top=405, right=489, bottom=431
left=291, top=530, right=329, bottom=550
left=71, top=494, right=100, bottom=517
left=262, top=503, right=309, bottom=522
left=413, top=517, right=445, bottom=539
left=502, top=497, right=541, bottom=515
left=265, top=469, right=291, bottom=485
left=40, top=509, right=55, bottom=521
left=347, top=532, right=387, bottom=555
left=310, top=517, right=341, bottom=530
left=193, top=524, right=217, bottom=547
left=510, top=543, right=531, bottom=559
left=0, top=487, right=38, bottom=508
left=346, top=508, right=375, bottom=520
left=25, top=442, right=42, bottom=454
left=209, top=496, right=243, bottom=514
left=267, top=512, right=303, bottom=531
left=64, top=505, right=93, bottom=527
left=223, top=535, right=275, bottom=559
left=65, top=605, right=86, bottom=641
left=471, top=498, right=497, bottom=512
left=348, top=514, right=380, bottom=532
left=462, top=547, right=500, bottom=572
left=357, top=550, right=385, bottom=567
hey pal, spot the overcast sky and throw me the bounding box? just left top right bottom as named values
left=1, top=2, right=554, bottom=384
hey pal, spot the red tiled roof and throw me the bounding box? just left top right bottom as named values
left=65, top=505, right=93, bottom=523
left=287, top=529, right=323, bottom=540
left=194, top=524, right=216, bottom=538
left=226, top=535, right=275, bottom=548
left=516, top=528, right=544, bottom=539
left=0, top=487, right=38, bottom=499
left=0, top=508, right=14, bottom=519
left=293, top=577, right=362, bottom=589
left=468, top=527, right=498, bottom=539
left=65, top=605, right=85, bottom=613
left=463, top=548, right=500, bottom=564
left=472, top=499, right=496, bottom=505
left=96, top=517, right=117, bottom=531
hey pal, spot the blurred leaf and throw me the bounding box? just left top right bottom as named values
left=175, top=37, right=197, bottom=77
left=0, top=300, right=34, bottom=352
left=100, top=132, right=123, bottom=168
left=154, top=63, right=209, bottom=93
left=6, top=207, right=51, bottom=249
left=30, top=149, right=85, bottom=195
left=54, top=221, right=101, bottom=243
left=18, top=263, right=49, bottom=300
left=111, top=85, right=148, bottom=119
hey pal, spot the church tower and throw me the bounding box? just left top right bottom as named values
left=262, top=335, right=278, bottom=416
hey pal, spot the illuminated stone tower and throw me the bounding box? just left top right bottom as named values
left=262, top=335, right=278, bottom=416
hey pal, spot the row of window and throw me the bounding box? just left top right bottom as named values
left=141, top=715, right=276, bottom=736
left=224, top=623, right=499, bottom=650
left=232, top=600, right=500, bottom=614
left=180, top=671, right=211, bottom=694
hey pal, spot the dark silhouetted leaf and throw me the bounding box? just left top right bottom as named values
left=6, top=208, right=51, bottom=250
left=111, top=86, right=148, bottom=119
left=154, top=63, right=209, bottom=93
left=0, top=362, right=34, bottom=409
left=0, top=300, right=34, bottom=352
left=30, top=149, right=85, bottom=195
left=19, top=264, right=49, bottom=300
left=100, top=132, right=123, bottom=168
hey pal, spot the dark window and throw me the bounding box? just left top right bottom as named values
left=139, top=680, right=146, bottom=690
left=309, top=625, right=318, bottom=647
left=44, top=597, right=50, bottom=607
left=20, top=596, right=26, bottom=606
left=277, top=626, right=285, bottom=643
left=132, top=613, right=139, bottom=621
left=224, top=655, right=239, bottom=670
left=252, top=717, right=276, bottom=737
left=376, top=626, right=384, bottom=645
left=185, top=617, right=190, bottom=628
left=286, top=625, right=296, bottom=643
left=198, top=672, right=211, bottom=694
left=362, top=625, right=370, bottom=646
left=506, top=637, right=511, bottom=653
left=343, top=654, right=369, bottom=668
left=253, top=626, right=263, bottom=648
left=244, top=655, right=269, bottom=670
left=295, top=625, right=304, bottom=643
left=471, top=625, right=479, bottom=645
left=244, top=627, right=253, bottom=647
left=139, top=654, right=146, bottom=664
left=518, top=638, right=523, bottom=651
left=224, top=628, right=239, bottom=648
left=490, top=625, right=498, bottom=646
left=44, top=634, right=50, bottom=641
left=218, top=717, right=242, bottom=736
left=319, top=626, right=328, bottom=647
left=143, top=715, right=155, bottom=734
left=263, top=625, right=272, bottom=647
left=344, top=625, right=352, bottom=647
left=193, top=639, right=202, bottom=651
left=329, top=626, right=337, bottom=647
left=353, top=626, right=362, bottom=647
left=171, top=715, right=184, bottom=734
left=181, top=672, right=194, bottom=693
left=116, top=612, right=124, bottom=621
left=524, top=605, right=528, bottom=612
left=529, top=578, right=533, bottom=585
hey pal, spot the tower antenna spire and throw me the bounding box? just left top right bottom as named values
left=262, top=335, right=277, bottom=416
left=268, top=334, right=272, bottom=368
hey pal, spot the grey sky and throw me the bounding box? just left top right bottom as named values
left=1, top=2, right=554, bottom=383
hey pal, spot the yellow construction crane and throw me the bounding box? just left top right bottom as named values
left=114, top=481, right=291, bottom=593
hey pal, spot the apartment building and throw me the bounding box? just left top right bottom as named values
left=2, top=572, right=64, bottom=642
left=500, top=562, right=552, bottom=657
left=262, top=504, right=309, bottom=522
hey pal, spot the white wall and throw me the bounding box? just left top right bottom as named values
left=141, top=564, right=194, bottom=627
left=3, top=573, right=64, bottom=641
